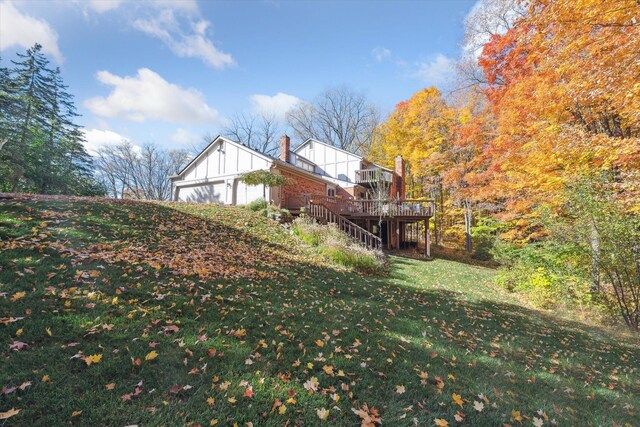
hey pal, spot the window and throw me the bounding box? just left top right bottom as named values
left=297, top=159, right=315, bottom=172
left=327, top=188, right=336, bottom=197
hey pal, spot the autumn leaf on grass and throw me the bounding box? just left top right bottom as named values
left=322, top=365, right=334, bottom=376
left=351, top=404, right=381, bottom=426
left=396, top=385, right=406, bottom=394
left=317, top=408, right=330, bottom=421
left=0, top=408, right=20, bottom=420
left=145, top=350, right=158, bottom=361
left=434, top=419, right=448, bottom=427
left=304, top=377, right=319, bottom=393
left=511, top=410, right=523, bottom=422
left=83, top=354, right=102, bottom=366
left=11, top=292, right=25, bottom=302
left=315, top=339, right=324, bottom=347
left=170, top=384, right=192, bottom=394
left=9, top=341, right=28, bottom=351
left=473, top=401, right=484, bottom=412
left=452, top=393, right=464, bottom=407
left=105, top=383, right=115, bottom=390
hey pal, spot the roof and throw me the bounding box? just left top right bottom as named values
left=272, top=159, right=334, bottom=186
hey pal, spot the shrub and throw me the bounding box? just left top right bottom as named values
left=471, top=217, right=503, bottom=261
left=292, top=216, right=386, bottom=274
left=492, top=239, right=615, bottom=318
left=247, top=198, right=267, bottom=212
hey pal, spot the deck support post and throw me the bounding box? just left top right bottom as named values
left=424, top=218, right=431, bottom=258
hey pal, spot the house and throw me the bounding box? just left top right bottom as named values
left=170, top=135, right=434, bottom=255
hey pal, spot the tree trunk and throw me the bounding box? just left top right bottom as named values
left=463, top=199, right=473, bottom=254
left=590, top=223, right=600, bottom=293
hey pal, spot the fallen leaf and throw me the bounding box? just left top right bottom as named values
left=0, top=408, right=20, bottom=420
left=145, top=350, right=158, bottom=361
left=84, top=354, right=102, bottom=366
left=452, top=393, right=464, bottom=407
left=11, top=292, right=25, bottom=302
left=512, top=410, right=523, bottom=422
left=317, top=408, right=330, bottom=421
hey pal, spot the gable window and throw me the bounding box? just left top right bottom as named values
left=327, top=188, right=336, bottom=197
left=297, top=159, right=315, bottom=172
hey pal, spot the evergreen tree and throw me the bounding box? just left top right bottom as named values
left=0, top=44, right=102, bottom=195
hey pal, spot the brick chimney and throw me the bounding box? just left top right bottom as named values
left=280, top=135, right=291, bottom=163
left=395, top=155, right=405, bottom=199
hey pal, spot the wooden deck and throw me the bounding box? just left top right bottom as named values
left=286, top=195, right=434, bottom=219
left=288, top=194, right=433, bottom=256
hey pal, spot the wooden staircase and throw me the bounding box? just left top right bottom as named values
left=306, top=201, right=382, bottom=251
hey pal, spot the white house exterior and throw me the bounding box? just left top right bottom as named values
left=170, top=135, right=403, bottom=206
left=171, top=136, right=273, bottom=204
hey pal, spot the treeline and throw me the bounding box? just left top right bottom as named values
left=0, top=44, right=101, bottom=195
left=369, top=0, right=640, bottom=329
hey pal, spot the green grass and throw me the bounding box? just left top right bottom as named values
left=0, top=196, right=638, bottom=426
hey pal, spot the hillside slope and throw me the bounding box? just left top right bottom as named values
left=1, top=195, right=638, bottom=426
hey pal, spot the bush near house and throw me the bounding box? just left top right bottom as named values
left=245, top=198, right=292, bottom=223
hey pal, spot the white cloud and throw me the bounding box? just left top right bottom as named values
left=83, top=128, right=129, bottom=154
left=84, top=0, right=198, bottom=14
left=87, top=0, right=122, bottom=13
left=0, top=1, right=63, bottom=63
left=371, top=46, right=391, bottom=62
left=413, top=54, right=456, bottom=85
left=170, top=127, right=200, bottom=146
left=133, top=9, right=234, bottom=69
left=250, top=92, right=302, bottom=121
left=84, top=68, right=221, bottom=125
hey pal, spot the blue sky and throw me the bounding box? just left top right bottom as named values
left=0, top=0, right=477, bottom=153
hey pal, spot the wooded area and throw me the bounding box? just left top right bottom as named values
left=368, top=0, right=640, bottom=329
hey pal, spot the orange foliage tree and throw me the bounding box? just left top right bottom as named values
left=476, top=0, right=640, bottom=240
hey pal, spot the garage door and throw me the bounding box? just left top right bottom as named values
left=234, top=180, right=264, bottom=205
left=177, top=181, right=225, bottom=203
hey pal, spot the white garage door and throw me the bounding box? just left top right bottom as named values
left=234, top=180, right=264, bottom=205
left=177, top=181, right=225, bottom=203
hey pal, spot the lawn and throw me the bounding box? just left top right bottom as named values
left=1, top=195, right=638, bottom=426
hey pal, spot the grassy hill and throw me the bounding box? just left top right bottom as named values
left=1, top=195, right=638, bottom=426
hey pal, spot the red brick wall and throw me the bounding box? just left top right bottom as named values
left=278, top=168, right=326, bottom=209
left=336, top=186, right=353, bottom=199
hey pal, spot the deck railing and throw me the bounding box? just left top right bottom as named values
left=303, top=195, right=434, bottom=218
left=306, top=201, right=382, bottom=251
left=354, top=168, right=394, bottom=184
